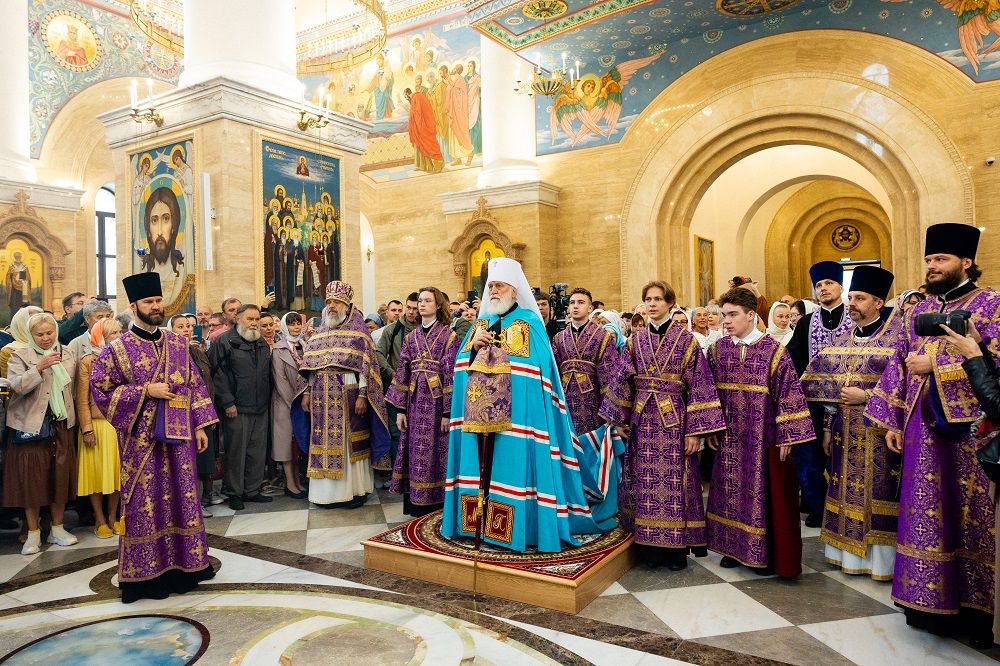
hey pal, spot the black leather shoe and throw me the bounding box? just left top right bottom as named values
left=228, top=497, right=244, bottom=511
left=666, top=559, right=688, bottom=572
left=719, top=556, right=740, bottom=569
left=751, top=565, right=775, bottom=576
left=243, top=493, right=274, bottom=503
left=805, top=513, right=822, bottom=528
left=284, top=488, right=307, bottom=500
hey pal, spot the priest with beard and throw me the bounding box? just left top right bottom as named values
left=300, top=281, right=391, bottom=509
left=90, top=272, right=218, bottom=603
left=866, top=223, right=1000, bottom=647
left=441, top=258, right=623, bottom=553
left=785, top=261, right=853, bottom=528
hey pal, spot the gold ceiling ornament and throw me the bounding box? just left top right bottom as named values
left=716, top=0, right=800, bottom=18
left=521, top=0, right=569, bottom=20
left=128, top=0, right=389, bottom=73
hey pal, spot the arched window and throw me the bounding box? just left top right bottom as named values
left=95, top=185, right=116, bottom=299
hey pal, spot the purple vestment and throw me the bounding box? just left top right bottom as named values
left=600, top=323, right=725, bottom=548
left=300, top=308, right=390, bottom=479
left=90, top=330, right=218, bottom=585
left=866, top=287, right=1000, bottom=615
left=554, top=321, right=619, bottom=435
left=385, top=321, right=460, bottom=506
left=801, top=316, right=902, bottom=575
left=706, top=336, right=814, bottom=568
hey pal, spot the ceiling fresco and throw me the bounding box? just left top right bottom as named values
left=476, top=0, right=1000, bottom=155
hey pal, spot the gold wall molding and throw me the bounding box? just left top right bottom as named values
left=448, top=197, right=526, bottom=289
left=0, top=191, right=73, bottom=313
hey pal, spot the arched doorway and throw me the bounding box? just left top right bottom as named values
left=617, top=32, right=972, bottom=306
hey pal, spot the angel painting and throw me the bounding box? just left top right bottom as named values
left=883, top=0, right=1000, bottom=74
left=549, top=52, right=663, bottom=146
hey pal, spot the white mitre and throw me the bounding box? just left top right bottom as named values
left=477, top=257, right=543, bottom=320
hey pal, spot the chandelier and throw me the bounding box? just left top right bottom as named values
left=514, top=53, right=580, bottom=97
left=128, top=0, right=388, bottom=73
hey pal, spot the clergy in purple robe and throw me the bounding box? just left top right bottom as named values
left=707, top=287, right=814, bottom=578
left=386, top=287, right=460, bottom=517
left=300, top=281, right=391, bottom=509
left=865, top=223, right=999, bottom=646
left=600, top=280, right=725, bottom=571
left=554, top=287, right=619, bottom=436
left=786, top=261, right=854, bottom=528
left=90, top=272, right=218, bottom=603
left=801, top=265, right=902, bottom=580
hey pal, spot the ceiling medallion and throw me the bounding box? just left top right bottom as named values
left=831, top=224, right=861, bottom=252
left=716, top=0, right=800, bottom=18
left=522, top=1, right=569, bottom=21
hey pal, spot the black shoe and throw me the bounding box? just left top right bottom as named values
left=666, top=559, right=688, bottom=571
left=805, top=513, right=822, bottom=528
left=345, top=495, right=366, bottom=509
left=752, top=565, right=775, bottom=576
left=970, top=634, right=996, bottom=649
left=284, top=488, right=307, bottom=500
left=228, top=497, right=244, bottom=511
left=719, top=556, right=740, bottom=569
left=243, top=493, right=274, bottom=503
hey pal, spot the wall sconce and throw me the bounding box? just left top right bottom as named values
left=130, top=79, right=164, bottom=127
left=297, top=94, right=332, bottom=131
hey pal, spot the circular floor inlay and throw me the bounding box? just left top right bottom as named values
left=0, top=615, right=207, bottom=665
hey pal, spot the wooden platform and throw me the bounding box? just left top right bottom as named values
left=362, top=512, right=635, bottom=613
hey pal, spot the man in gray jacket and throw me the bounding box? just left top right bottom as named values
left=210, top=304, right=272, bottom=510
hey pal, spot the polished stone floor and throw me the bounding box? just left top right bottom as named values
left=0, top=486, right=996, bottom=665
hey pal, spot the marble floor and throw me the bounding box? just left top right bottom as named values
left=0, top=487, right=996, bottom=665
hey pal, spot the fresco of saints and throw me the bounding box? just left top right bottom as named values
left=56, top=25, right=89, bottom=66
left=296, top=156, right=310, bottom=176
left=446, top=63, right=474, bottom=166
left=366, top=52, right=395, bottom=120
left=405, top=88, right=443, bottom=173
left=133, top=154, right=152, bottom=205
left=170, top=146, right=194, bottom=196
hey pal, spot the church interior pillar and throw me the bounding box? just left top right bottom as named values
left=178, top=0, right=303, bottom=101
left=476, top=35, right=540, bottom=189
left=0, top=0, right=37, bottom=183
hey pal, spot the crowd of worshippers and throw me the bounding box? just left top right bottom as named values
left=0, top=223, right=998, bottom=646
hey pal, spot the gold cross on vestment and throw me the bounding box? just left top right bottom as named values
left=468, top=385, right=483, bottom=403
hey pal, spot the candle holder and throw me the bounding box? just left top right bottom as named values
left=297, top=110, right=330, bottom=131
left=130, top=106, right=164, bottom=127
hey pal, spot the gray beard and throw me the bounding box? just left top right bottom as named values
left=324, top=313, right=347, bottom=327
left=237, top=326, right=261, bottom=342
left=485, top=293, right=516, bottom=316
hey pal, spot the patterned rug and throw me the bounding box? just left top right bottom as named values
left=365, top=511, right=632, bottom=581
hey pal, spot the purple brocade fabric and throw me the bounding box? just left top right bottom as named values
left=386, top=322, right=460, bottom=505
left=706, top=336, right=814, bottom=567
left=300, top=308, right=391, bottom=478
left=462, top=345, right=513, bottom=434
left=865, top=288, right=1000, bottom=614
left=89, top=330, right=218, bottom=584
left=599, top=322, right=725, bottom=548
left=553, top=321, right=620, bottom=435
left=801, top=318, right=902, bottom=561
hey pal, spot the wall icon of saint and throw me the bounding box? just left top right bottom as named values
left=43, top=11, right=101, bottom=72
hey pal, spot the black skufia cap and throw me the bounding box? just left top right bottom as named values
left=122, top=272, right=162, bottom=303
left=924, top=223, right=980, bottom=259
left=809, top=261, right=843, bottom=286
left=849, top=265, right=894, bottom=301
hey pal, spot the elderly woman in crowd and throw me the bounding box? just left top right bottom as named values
left=766, top=301, right=794, bottom=346
left=272, top=312, right=309, bottom=499
left=0, top=306, right=43, bottom=378
left=688, top=306, right=722, bottom=353
left=705, top=304, right=723, bottom=333
left=76, top=317, right=123, bottom=538
left=5, top=312, right=79, bottom=554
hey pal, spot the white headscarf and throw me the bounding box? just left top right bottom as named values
left=279, top=311, right=305, bottom=364
left=6, top=306, right=43, bottom=351
left=766, top=302, right=793, bottom=346
left=477, top=257, right=542, bottom=320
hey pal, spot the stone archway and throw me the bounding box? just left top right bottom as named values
left=0, top=192, right=73, bottom=315
left=448, top=197, right=526, bottom=295
left=617, top=33, right=972, bottom=306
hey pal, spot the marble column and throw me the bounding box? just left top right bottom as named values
left=0, top=0, right=36, bottom=182
left=178, top=0, right=303, bottom=101
left=477, top=35, right=540, bottom=188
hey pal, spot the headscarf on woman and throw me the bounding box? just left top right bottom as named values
left=89, top=317, right=122, bottom=351
left=6, top=306, right=43, bottom=351
left=279, top=311, right=305, bottom=364
left=897, top=289, right=925, bottom=309
left=594, top=310, right=627, bottom=349
left=27, top=312, right=71, bottom=421
left=766, top=301, right=794, bottom=346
